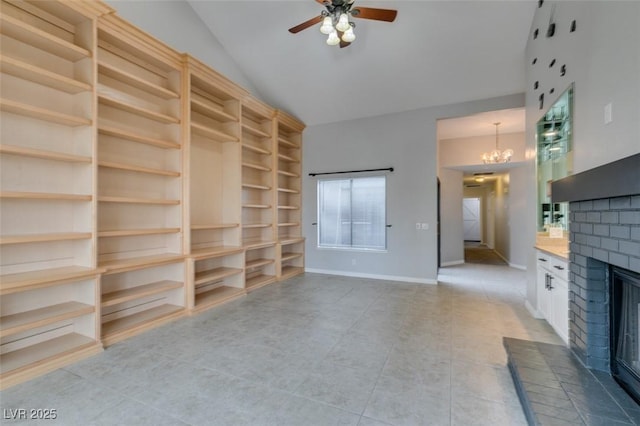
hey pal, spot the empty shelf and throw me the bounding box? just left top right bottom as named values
left=98, top=94, right=180, bottom=124
left=0, top=302, right=95, bottom=339
left=245, top=274, right=275, bottom=291
left=101, top=304, right=184, bottom=340
left=0, top=232, right=91, bottom=245
left=102, top=280, right=183, bottom=308
left=1, top=98, right=91, bottom=127
left=191, top=122, right=238, bottom=143
left=98, top=124, right=180, bottom=149
left=194, top=267, right=243, bottom=285
left=0, top=55, right=91, bottom=94
left=0, top=191, right=91, bottom=201
left=0, top=145, right=91, bottom=163
left=99, top=61, right=178, bottom=99
left=245, top=258, right=275, bottom=269
left=0, top=266, right=100, bottom=295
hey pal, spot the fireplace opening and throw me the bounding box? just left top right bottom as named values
left=610, top=266, right=640, bottom=404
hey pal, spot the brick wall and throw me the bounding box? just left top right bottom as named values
left=568, top=195, right=640, bottom=370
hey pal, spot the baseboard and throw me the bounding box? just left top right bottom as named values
left=305, top=268, right=438, bottom=285
left=440, top=260, right=464, bottom=267
left=509, top=262, right=527, bottom=270
left=525, top=300, right=543, bottom=319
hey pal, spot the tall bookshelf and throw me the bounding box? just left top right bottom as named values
left=183, top=55, right=246, bottom=312
left=0, top=0, right=110, bottom=390
left=275, top=111, right=305, bottom=280
left=241, top=97, right=277, bottom=291
left=96, top=15, right=186, bottom=345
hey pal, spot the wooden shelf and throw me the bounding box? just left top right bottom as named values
left=245, top=274, right=275, bottom=291
left=99, top=253, right=184, bottom=275
left=0, top=302, right=95, bottom=339
left=102, top=280, right=183, bottom=308
left=98, top=61, right=178, bottom=100
left=281, top=252, right=303, bottom=262
left=193, top=286, right=244, bottom=312
left=98, top=161, right=180, bottom=177
left=0, top=266, right=100, bottom=296
left=189, top=246, right=243, bottom=260
left=242, top=122, right=270, bottom=138
left=0, top=15, right=91, bottom=62
left=242, top=143, right=270, bottom=155
left=0, top=55, right=91, bottom=94
left=98, top=94, right=179, bottom=124
left=191, top=95, right=237, bottom=122
left=245, top=258, right=274, bottom=269
left=242, top=183, right=271, bottom=191
left=0, top=232, right=91, bottom=245
left=243, top=240, right=276, bottom=250
left=278, top=136, right=299, bottom=148
left=278, top=153, right=299, bottom=163
left=243, top=204, right=271, bottom=209
left=278, top=187, right=300, bottom=194
left=278, top=170, right=300, bottom=178
left=242, top=161, right=271, bottom=172
left=191, top=223, right=239, bottom=230
left=0, top=144, right=92, bottom=163
left=101, top=304, right=184, bottom=343
left=191, top=122, right=238, bottom=143
left=98, top=196, right=180, bottom=205
left=0, top=191, right=91, bottom=201
left=0, top=98, right=91, bottom=127
left=0, top=333, right=97, bottom=378
left=279, top=236, right=305, bottom=245
left=242, top=223, right=272, bottom=229
left=278, top=205, right=299, bottom=210
left=98, top=124, right=180, bottom=149
left=98, top=228, right=180, bottom=238
left=280, top=266, right=304, bottom=280
left=194, top=267, right=242, bottom=286
left=278, top=222, right=300, bottom=227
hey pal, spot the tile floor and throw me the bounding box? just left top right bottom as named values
left=0, top=264, right=564, bottom=425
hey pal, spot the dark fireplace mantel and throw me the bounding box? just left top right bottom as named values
left=552, top=153, right=640, bottom=203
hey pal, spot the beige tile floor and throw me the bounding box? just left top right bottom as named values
left=0, top=264, right=563, bottom=425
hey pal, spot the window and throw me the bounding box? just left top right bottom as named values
left=317, top=176, right=386, bottom=250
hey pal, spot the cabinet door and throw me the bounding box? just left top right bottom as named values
left=537, top=265, right=551, bottom=320
left=551, top=277, right=569, bottom=344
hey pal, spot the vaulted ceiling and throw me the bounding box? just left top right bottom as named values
left=188, top=0, right=537, bottom=127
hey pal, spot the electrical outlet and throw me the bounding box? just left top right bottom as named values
left=421, top=223, right=429, bottom=230
left=604, top=103, right=613, bottom=124
left=416, top=223, right=421, bottom=230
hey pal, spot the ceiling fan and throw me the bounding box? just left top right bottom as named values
left=288, top=0, right=398, bottom=48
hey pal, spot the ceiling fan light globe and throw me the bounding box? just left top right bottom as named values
left=336, top=13, right=351, bottom=32
left=320, top=17, right=334, bottom=34
left=502, top=149, right=514, bottom=161
left=326, top=30, right=340, bottom=46
left=341, top=27, right=356, bottom=42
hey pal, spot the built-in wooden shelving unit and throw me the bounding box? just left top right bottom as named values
left=95, top=14, right=186, bottom=344
left=275, top=111, right=305, bottom=279
left=0, top=0, right=111, bottom=390
left=183, top=55, right=246, bottom=312
left=1, top=0, right=304, bottom=389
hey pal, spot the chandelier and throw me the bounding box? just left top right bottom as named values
left=319, top=9, right=356, bottom=45
left=481, top=122, right=513, bottom=164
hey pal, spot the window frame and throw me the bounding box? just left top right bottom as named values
left=316, top=175, right=388, bottom=252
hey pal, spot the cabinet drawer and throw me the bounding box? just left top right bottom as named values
left=536, top=252, right=551, bottom=266
left=550, top=257, right=569, bottom=281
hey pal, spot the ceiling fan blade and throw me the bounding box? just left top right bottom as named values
left=351, top=7, right=398, bottom=22
left=288, top=15, right=323, bottom=34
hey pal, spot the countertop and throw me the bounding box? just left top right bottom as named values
left=535, top=244, right=569, bottom=261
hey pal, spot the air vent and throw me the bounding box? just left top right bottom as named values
left=473, top=172, right=494, bottom=176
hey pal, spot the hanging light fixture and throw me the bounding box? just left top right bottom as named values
left=319, top=7, right=356, bottom=45
left=481, top=122, right=513, bottom=164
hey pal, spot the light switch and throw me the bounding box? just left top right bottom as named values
left=604, top=103, right=613, bottom=124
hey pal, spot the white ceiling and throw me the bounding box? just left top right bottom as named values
left=437, top=107, right=525, bottom=140
left=188, top=0, right=537, bottom=127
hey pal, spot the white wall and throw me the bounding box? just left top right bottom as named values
left=524, top=1, right=640, bottom=310
left=493, top=175, right=510, bottom=262
left=303, top=94, right=525, bottom=284
left=508, top=166, right=528, bottom=269
left=105, top=0, right=260, bottom=95
left=441, top=169, right=464, bottom=265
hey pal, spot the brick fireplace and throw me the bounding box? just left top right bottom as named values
left=553, top=153, right=640, bottom=376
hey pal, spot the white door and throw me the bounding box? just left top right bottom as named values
left=463, top=197, right=481, bottom=241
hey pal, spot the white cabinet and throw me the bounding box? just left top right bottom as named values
left=536, top=250, right=569, bottom=344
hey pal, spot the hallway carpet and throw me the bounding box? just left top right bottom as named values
left=464, top=243, right=507, bottom=266
left=0, top=265, right=561, bottom=425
